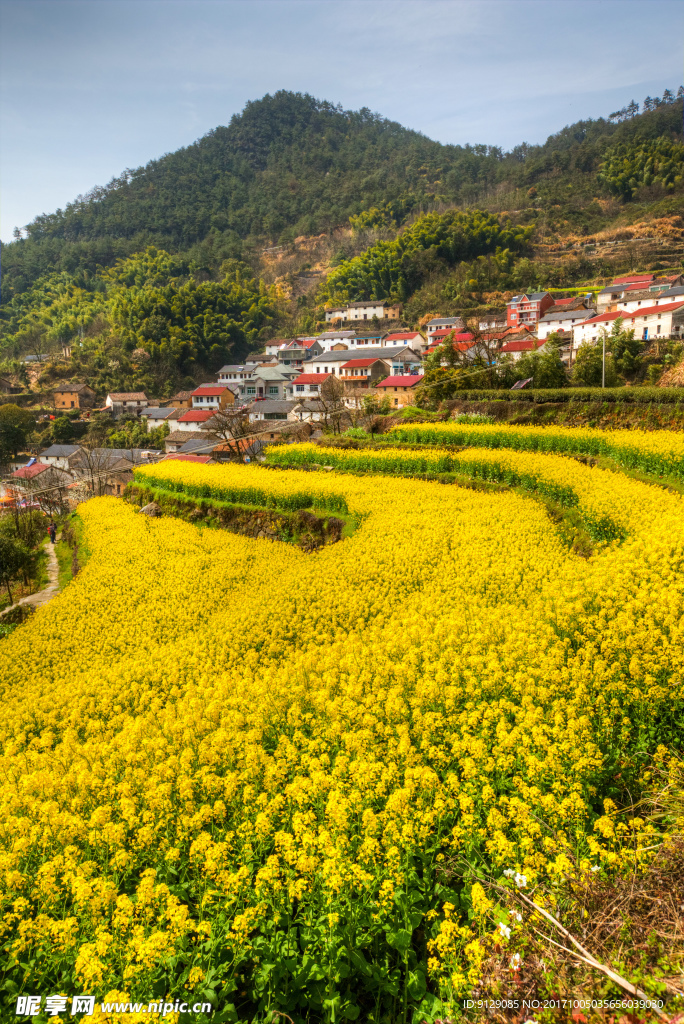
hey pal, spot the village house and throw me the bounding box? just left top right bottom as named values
left=0, top=377, right=23, bottom=395
left=537, top=304, right=596, bottom=340
left=176, top=409, right=219, bottom=432
left=374, top=375, right=425, bottom=408
left=217, top=363, right=260, bottom=384
left=9, top=462, right=73, bottom=497
left=325, top=300, right=402, bottom=322
left=105, top=392, right=148, bottom=418
left=506, top=292, right=553, bottom=328
left=383, top=331, right=426, bottom=353
left=289, top=399, right=328, bottom=423
left=289, top=373, right=332, bottom=400
left=167, top=391, right=193, bottom=409
left=621, top=300, right=684, bottom=341
left=315, top=330, right=358, bottom=352
left=53, top=383, right=96, bottom=411
left=304, top=346, right=422, bottom=377
left=273, top=340, right=323, bottom=369
left=164, top=430, right=210, bottom=454
left=499, top=338, right=548, bottom=361
left=596, top=275, right=655, bottom=313
left=191, top=385, right=235, bottom=410
left=237, top=367, right=295, bottom=402
left=324, top=306, right=348, bottom=322
left=37, top=444, right=84, bottom=470
left=246, top=400, right=297, bottom=422
left=426, top=317, right=464, bottom=340
left=338, top=358, right=388, bottom=387
left=571, top=310, right=628, bottom=352
left=144, top=407, right=180, bottom=432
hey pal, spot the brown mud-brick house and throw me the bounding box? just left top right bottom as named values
left=53, top=383, right=96, bottom=411
left=374, top=374, right=425, bottom=409
left=167, top=391, right=193, bottom=410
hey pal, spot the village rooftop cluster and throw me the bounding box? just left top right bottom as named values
left=6, top=270, right=684, bottom=505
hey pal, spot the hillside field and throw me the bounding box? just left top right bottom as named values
left=0, top=429, right=683, bottom=1023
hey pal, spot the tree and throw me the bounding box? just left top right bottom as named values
left=514, top=335, right=568, bottom=388
left=572, top=341, right=618, bottom=387
left=51, top=416, right=75, bottom=444
left=0, top=404, right=37, bottom=435
left=0, top=535, right=32, bottom=603
left=606, top=316, right=643, bottom=377
left=0, top=422, right=25, bottom=466
left=315, top=375, right=348, bottom=434
left=209, top=405, right=255, bottom=460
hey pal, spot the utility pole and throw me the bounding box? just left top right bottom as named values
left=602, top=333, right=606, bottom=389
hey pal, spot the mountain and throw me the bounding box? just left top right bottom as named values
left=3, top=89, right=683, bottom=303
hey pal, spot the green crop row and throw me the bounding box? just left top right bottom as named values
left=382, top=422, right=684, bottom=480
left=132, top=470, right=349, bottom=514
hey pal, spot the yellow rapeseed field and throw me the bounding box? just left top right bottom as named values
left=1, top=454, right=683, bottom=1022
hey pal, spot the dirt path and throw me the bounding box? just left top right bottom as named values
left=1, top=540, right=60, bottom=617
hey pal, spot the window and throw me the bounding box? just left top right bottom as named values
left=247, top=387, right=256, bottom=395
left=657, top=325, right=661, bottom=334
left=296, top=385, right=305, bottom=392
left=269, top=387, right=279, bottom=396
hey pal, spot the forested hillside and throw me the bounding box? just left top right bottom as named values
left=3, top=89, right=683, bottom=303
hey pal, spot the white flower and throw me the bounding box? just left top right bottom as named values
left=591, top=864, right=600, bottom=872
left=508, top=910, right=522, bottom=922
left=514, top=872, right=527, bottom=888
left=503, top=868, right=515, bottom=877
left=498, top=922, right=511, bottom=939
left=510, top=953, right=522, bottom=970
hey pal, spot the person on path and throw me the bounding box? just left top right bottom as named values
left=47, top=522, right=56, bottom=544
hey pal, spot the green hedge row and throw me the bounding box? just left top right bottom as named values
left=448, top=387, right=684, bottom=404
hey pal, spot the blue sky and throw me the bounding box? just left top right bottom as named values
left=1, top=0, right=683, bottom=242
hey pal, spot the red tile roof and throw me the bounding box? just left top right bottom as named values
left=612, top=274, right=654, bottom=285
left=12, top=463, right=49, bottom=479
left=577, top=310, right=629, bottom=326
left=501, top=340, right=545, bottom=353
left=553, top=297, right=577, bottom=306
left=623, top=300, right=684, bottom=318
left=178, top=409, right=217, bottom=422
left=383, top=332, right=423, bottom=341
left=291, top=373, right=331, bottom=384
left=191, top=386, right=228, bottom=396
left=340, top=359, right=382, bottom=368
left=375, top=375, right=425, bottom=388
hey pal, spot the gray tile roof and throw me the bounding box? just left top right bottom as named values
left=177, top=437, right=216, bottom=454
left=144, top=407, right=176, bottom=419
left=246, top=400, right=298, bottom=414
left=310, top=346, right=421, bottom=363
left=660, top=286, right=684, bottom=298
left=427, top=317, right=463, bottom=327
left=316, top=331, right=356, bottom=339
left=347, top=300, right=393, bottom=308
left=248, top=367, right=290, bottom=382
left=39, top=444, right=82, bottom=458
left=538, top=308, right=596, bottom=323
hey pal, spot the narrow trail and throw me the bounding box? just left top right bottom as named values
left=1, top=539, right=60, bottom=618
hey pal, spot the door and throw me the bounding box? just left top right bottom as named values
left=643, top=328, right=649, bottom=340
